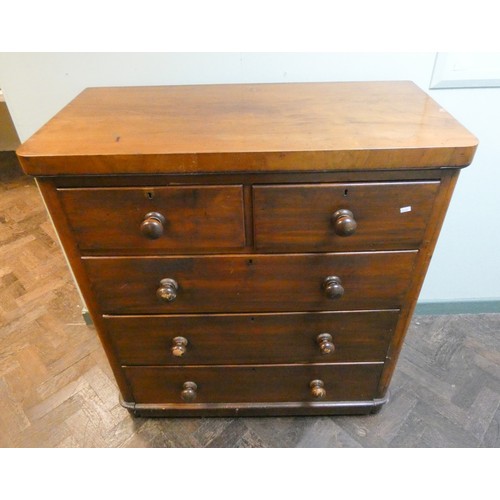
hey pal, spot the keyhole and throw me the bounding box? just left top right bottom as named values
left=146, top=191, right=154, bottom=200
left=344, top=189, right=349, bottom=197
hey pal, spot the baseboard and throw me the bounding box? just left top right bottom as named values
left=415, top=300, right=500, bottom=315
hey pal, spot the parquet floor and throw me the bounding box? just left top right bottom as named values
left=1, top=151, right=499, bottom=447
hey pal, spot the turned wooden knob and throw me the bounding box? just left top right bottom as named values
left=141, top=212, right=166, bottom=239
left=157, top=278, right=178, bottom=302
left=181, top=381, right=197, bottom=402
left=310, top=379, right=326, bottom=399
left=171, top=336, right=188, bottom=357
left=316, top=333, right=335, bottom=354
left=332, top=209, right=357, bottom=236
left=322, top=276, right=344, bottom=299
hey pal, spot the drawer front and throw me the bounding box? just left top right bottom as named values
left=253, top=181, right=439, bottom=251
left=105, top=310, right=398, bottom=365
left=84, top=251, right=417, bottom=314
left=124, top=363, right=384, bottom=404
left=58, top=185, right=245, bottom=253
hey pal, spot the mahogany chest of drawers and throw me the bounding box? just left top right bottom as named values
left=17, top=82, right=477, bottom=417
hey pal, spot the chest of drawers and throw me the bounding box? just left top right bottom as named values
left=17, top=82, right=477, bottom=417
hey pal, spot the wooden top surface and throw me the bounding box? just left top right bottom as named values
left=17, top=81, right=478, bottom=176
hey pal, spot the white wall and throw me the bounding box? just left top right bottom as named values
left=0, top=52, right=497, bottom=302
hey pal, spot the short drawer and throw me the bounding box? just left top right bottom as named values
left=84, top=251, right=417, bottom=314
left=124, top=363, right=384, bottom=404
left=105, top=310, right=398, bottom=365
left=58, top=185, right=245, bottom=253
left=253, top=181, right=440, bottom=251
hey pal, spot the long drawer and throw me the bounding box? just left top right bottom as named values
left=58, top=185, right=246, bottom=253
left=253, top=181, right=439, bottom=251
left=104, top=310, right=399, bottom=365
left=84, top=251, right=417, bottom=314
left=124, top=363, right=384, bottom=404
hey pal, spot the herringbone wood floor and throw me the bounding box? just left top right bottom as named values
left=1, top=152, right=499, bottom=447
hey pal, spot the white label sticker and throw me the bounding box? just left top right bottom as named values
left=400, top=206, right=412, bottom=213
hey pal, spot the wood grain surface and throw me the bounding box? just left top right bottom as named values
left=17, top=82, right=478, bottom=175
left=83, top=251, right=417, bottom=314
left=253, top=181, right=440, bottom=251
left=103, top=310, right=399, bottom=365
left=123, top=363, right=384, bottom=404
left=58, top=185, right=245, bottom=252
